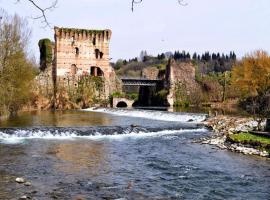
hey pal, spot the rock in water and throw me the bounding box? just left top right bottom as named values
left=19, top=195, right=30, bottom=200
left=24, top=182, right=32, bottom=186
left=16, top=177, right=25, bottom=184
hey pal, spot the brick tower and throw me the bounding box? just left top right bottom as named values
left=53, top=27, right=115, bottom=97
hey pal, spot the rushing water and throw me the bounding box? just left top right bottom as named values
left=0, top=109, right=269, bottom=200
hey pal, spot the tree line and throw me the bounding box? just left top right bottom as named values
left=115, top=50, right=237, bottom=75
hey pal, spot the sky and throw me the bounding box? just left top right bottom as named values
left=1, top=0, right=270, bottom=61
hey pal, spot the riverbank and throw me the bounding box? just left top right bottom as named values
left=201, top=115, right=270, bottom=158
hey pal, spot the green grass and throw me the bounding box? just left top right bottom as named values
left=229, top=133, right=270, bottom=145
left=228, top=132, right=270, bottom=153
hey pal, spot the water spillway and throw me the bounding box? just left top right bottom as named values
left=83, top=107, right=207, bottom=122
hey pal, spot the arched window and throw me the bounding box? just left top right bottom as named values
left=95, top=49, right=100, bottom=59
left=97, top=67, right=104, bottom=76
left=90, top=66, right=104, bottom=77
left=100, top=52, right=104, bottom=59
left=90, top=66, right=95, bottom=76
left=93, top=37, right=96, bottom=45
left=75, top=47, right=79, bottom=55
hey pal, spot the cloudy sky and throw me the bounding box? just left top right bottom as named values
left=2, top=0, right=270, bottom=61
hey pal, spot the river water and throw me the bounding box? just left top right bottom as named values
left=0, top=109, right=269, bottom=200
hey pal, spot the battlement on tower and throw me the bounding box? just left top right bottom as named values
left=54, top=27, right=112, bottom=41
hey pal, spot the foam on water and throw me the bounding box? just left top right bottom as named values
left=83, top=108, right=207, bottom=122
left=0, top=128, right=208, bottom=144
left=83, top=128, right=207, bottom=140
left=0, top=130, right=78, bottom=144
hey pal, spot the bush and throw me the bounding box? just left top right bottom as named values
left=174, top=100, right=190, bottom=108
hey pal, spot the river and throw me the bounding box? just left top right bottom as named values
left=0, top=109, right=269, bottom=199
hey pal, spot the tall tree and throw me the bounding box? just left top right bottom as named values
left=232, top=50, right=270, bottom=97
left=0, top=10, right=35, bottom=116
left=232, top=50, right=270, bottom=129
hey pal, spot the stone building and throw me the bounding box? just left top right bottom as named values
left=53, top=26, right=118, bottom=97
left=166, top=59, right=198, bottom=106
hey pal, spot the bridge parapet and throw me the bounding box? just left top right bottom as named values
left=121, top=77, right=163, bottom=86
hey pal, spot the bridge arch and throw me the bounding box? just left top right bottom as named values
left=113, top=98, right=134, bottom=108
left=132, top=101, right=139, bottom=107
left=116, top=101, right=128, bottom=108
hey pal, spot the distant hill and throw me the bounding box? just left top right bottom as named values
left=113, top=51, right=237, bottom=78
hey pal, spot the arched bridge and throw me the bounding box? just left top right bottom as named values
left=121, top=78, right=163, bottom=86
left=113, top=98, right=135, bottom=108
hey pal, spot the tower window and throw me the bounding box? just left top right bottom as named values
left=75, top=47, right=79, bottom=55
left=100, top=52, right=104, bottom=59
left=95, top=49, right=100, bottom=59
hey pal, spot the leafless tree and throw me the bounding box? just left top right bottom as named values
left=16, top=0, right=57, bottom=27
left=16, top=0, right=187, bottom=27
left=131, top=0, right=188, bottom=11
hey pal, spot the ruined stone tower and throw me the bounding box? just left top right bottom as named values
left=53, top=27, right=116, bottom=97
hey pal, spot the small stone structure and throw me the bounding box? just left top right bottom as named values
left=113, top=98, right=134, bottom=108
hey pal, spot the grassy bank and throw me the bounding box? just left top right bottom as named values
left=228, top=132, right=270, bottom=153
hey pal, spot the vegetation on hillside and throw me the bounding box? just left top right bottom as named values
left=113, top=52, right=167, bottom=78
left=114, top=50, right=239, bottom=106
left=114, top=50, right=236, bottom=77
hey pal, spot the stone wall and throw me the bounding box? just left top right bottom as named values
left=142, top=67, right=159, bottom=80
left=54, top=27, right=117, bottom=97
left=166, top=59, right=199, bottom=106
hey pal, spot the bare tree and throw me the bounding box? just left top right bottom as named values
left=16, top=0, right=57, bottom=27
left=131, top=0, right=188, bottom=11
left=17, top=0, right=187, bottom=26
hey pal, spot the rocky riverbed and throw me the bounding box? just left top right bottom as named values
left=199, top=115, right=269, bottom=158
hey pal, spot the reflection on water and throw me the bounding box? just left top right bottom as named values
left=0, top=110, right=114, bottom=128
left=0, top=106, right=248, bottom=128
left=173, top=105, right=249, bottom=116
left=51, top=141, right=109, bottom=175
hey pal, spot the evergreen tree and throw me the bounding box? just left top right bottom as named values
left=192, top=52, right=197, bottom=60
left=186, top=52, right=191, bottom=60
left=212, top=53, right=217, bottom=60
